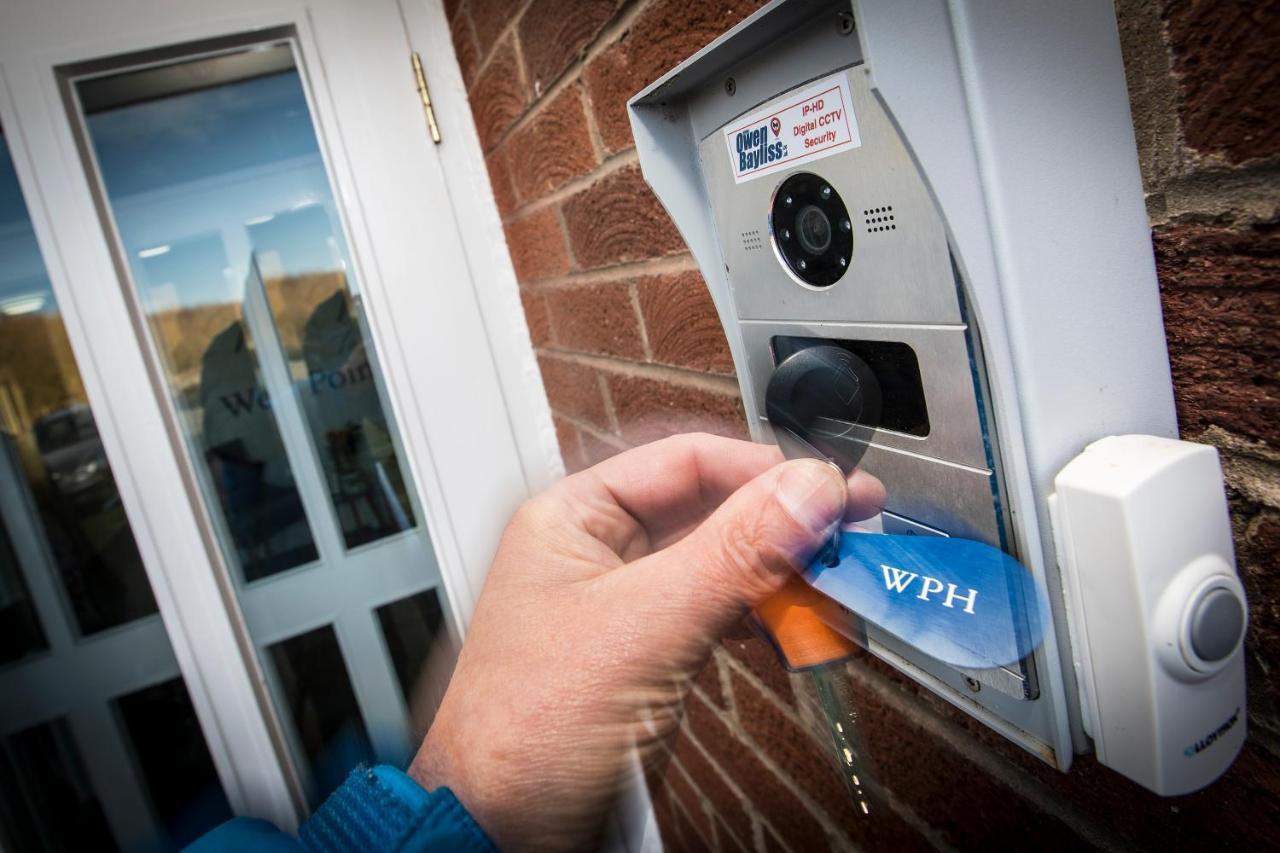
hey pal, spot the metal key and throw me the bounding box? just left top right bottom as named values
left=756, top=343, right=884, bottom=815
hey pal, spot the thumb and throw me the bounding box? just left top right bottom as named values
left=623, top=458, right=847, bottom=638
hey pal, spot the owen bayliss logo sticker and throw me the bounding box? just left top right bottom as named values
left=723, top=71, right=861, bottom=184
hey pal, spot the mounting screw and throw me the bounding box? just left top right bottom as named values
left=963, top=676, right=981, bottom=693
left=836, top=12, right=854, bottom=36
left=724, top=77, right=736, bottom=96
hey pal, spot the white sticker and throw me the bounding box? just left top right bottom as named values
left=722, top=72, right=861, bottom=184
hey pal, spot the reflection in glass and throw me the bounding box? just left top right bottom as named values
left=0, top=719, right=117, bottom=852
left=115, top=679, right=232, bottom=849
left=377, top=589, right=445, bottom=706
left=0, top=513, right=46, bottom=666
left=251, top=206, right=416, bottom=549
left=377, top=589, right=447, bottom=741
left=269, top=625, right=373, bottom=804
left=138, top=230, right=320, bottom=581
left=79, top=41, right=417, bottom=582
left=136, top=232, right=319, bottom=580
left=0, top=127, right=155, bottom=635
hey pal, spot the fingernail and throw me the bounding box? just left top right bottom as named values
left=775, top=459, right=847, bottom=534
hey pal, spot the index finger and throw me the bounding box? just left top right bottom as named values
left=551, top=433, right=781, bottom=555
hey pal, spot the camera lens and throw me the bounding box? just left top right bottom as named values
left=795, top=205, right=832, bottom=254
left=770, top=172, right=853, bottom=288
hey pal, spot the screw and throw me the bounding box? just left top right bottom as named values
left=836, top=12, right=854, bottom=36
left=821, top=185, right=832, bottom=199
left=782, top=228, right=791, bottom=240
left=838, top=256, right=847, bottom=268
left=841, top=219, right=851, bottom=232
left=963, top=676, right=981, bottom=693
left=724, top=77, right=736, bottom=96
left=784, top=195, right=793, bottom=206
left=797, top=258, right=808, bottom=271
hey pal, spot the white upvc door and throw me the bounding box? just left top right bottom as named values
left=0, top=0, right=556, bottom=846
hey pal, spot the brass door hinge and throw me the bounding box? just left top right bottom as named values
left=410, top=51, right=442, bottom=144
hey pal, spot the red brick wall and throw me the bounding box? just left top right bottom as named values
left=444, top=0, right=1280, bottom=848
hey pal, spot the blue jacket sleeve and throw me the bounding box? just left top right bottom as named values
left=187, top=766, right=495, bottom=852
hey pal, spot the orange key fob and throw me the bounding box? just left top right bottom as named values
left=755, top=575, right=860, bottom=670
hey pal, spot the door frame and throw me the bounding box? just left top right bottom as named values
left=0, top=0, right=559, bottom=832
left=398, top=4, right=660, bottom=850
left=397, top=0, right=564, bottom=497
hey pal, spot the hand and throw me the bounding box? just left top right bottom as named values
left=409, top=433, right=884, bottom=849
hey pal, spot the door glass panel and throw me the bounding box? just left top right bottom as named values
left=0, top=516, right=46, bottom=665
left=268, top=625, right=373, bottom=804
left=0, top=125, right=230, bottom=851
left=67, top=32, right=453, bottom=806
left=135, top=231, right=320, bottom=581
left=79, top=40, right=416, bottom=583
left=0, top=129, right=156, bottom=636
left=0, top=719, right=116, bottom=852
left=115, top=678, right=233, bottom=848
left=376, top=589, right=445, bottom=706
left=249, top=206, right=417, bottom=549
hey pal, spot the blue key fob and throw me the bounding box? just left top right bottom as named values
left=803, top=532, right=1048, bottom=669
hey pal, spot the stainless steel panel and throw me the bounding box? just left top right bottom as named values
left=759, top=415, right=1037, bottom=699
left=955, top=661, right=1035, bottom=700
left=685, top=1, right=859, bottom=144
left=857, top=442, right=999, bottom=546
left=757, top=414, right=999, bottom=543
left=760, top=422, right=998, bottom=545
left=866, top=628, right=1043, bottom=718
left=697, top=66, right=962, bottom=326
left=881, top=510, right=948, bottom=538
left=740, top=320, right=988, bottom=470
left=854, top=447, right=1038, bottom=698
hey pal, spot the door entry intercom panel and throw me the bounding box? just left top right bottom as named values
left=699, top=63, right=1044, bottom=715
left=629, top=0, right=1248, bottom=795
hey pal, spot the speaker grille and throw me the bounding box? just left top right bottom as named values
left=863, top=205, right=896, bottom=233
left=741, top=228, right=764, bottom=252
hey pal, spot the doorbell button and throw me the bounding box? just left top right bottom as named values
left=1183, top=579, right=1246, bottom=670
left=1052, top=435, right=1246, bottom=794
